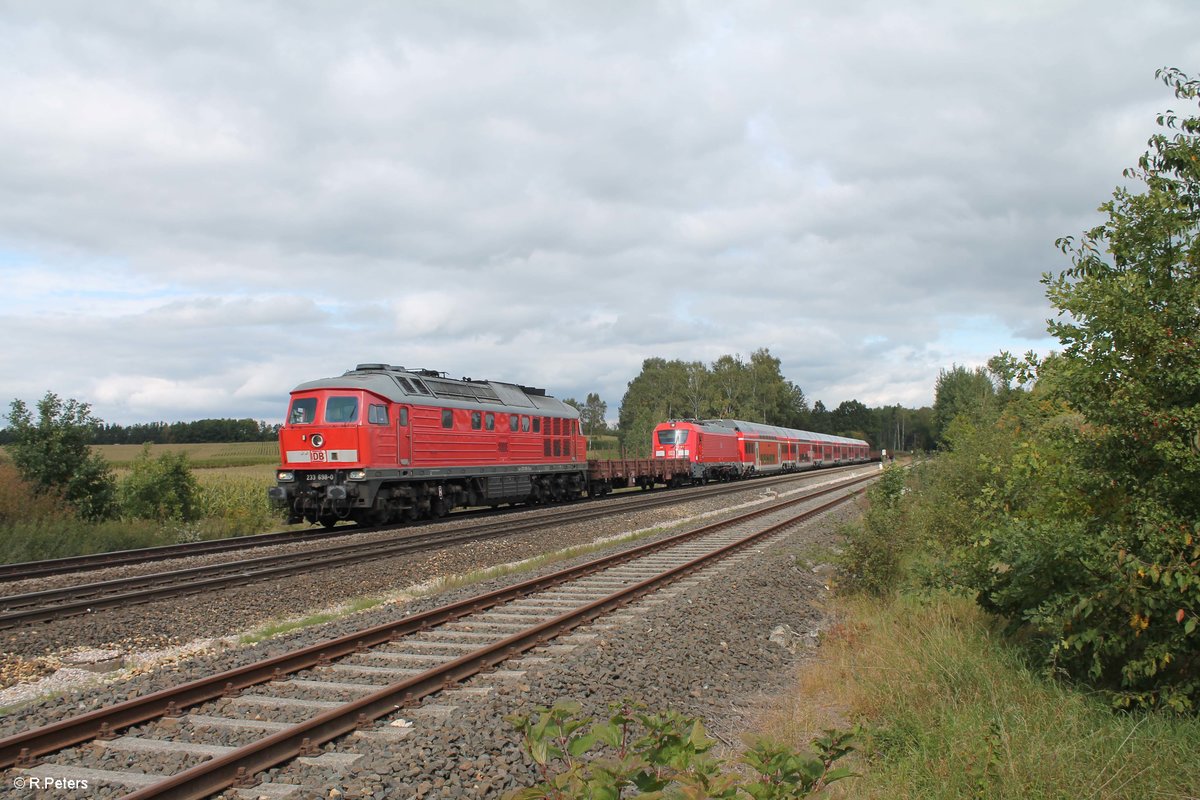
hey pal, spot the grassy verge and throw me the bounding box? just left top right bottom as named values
left=758, top=591, right=1200, bottom=799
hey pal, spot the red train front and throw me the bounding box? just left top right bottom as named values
left=269, top=364, right=587, bottom=526
left=650, top=420, right=743, bottom=482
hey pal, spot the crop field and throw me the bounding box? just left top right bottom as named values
left=93, top=442, right=280, bottom=469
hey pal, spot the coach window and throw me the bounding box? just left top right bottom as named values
left=289, top=398, right=317, bottom=425
left=471, top=411, right=482, bottom=430
left=521, top=416, right=530, bottom=432
left=325, top=396, right=359, bottom=423
left=485, top=412, right=495, bottom=431
left=509, top=414, right=519, bottom=432
left=533, top=417, right=541, bottom=433
left=368, top=404, right=389, bottom=425
left=441, top=409, right=453, bottom=429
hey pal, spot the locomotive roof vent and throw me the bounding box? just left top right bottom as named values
left=354, top=363, right=391, bottom=371
left=519, top=385, right=547, bottom=397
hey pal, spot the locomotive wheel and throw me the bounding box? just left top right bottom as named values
left=319, top=515, right=339, bottom=529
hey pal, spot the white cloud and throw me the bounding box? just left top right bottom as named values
left=1, top=1, right=1197, bottom=425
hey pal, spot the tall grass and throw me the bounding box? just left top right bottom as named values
left=0, top=461, right=285, bottom=563
left=760, top=591, right=1200, bottom=799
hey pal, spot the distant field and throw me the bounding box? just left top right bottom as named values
left=92, top=442, right=280, bottom=469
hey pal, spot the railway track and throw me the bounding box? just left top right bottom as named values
left=0, top=465, right=868, bottom=583
left=1, top=470, right=872, bottom=798
left=0, top=468, right=873, bottom=630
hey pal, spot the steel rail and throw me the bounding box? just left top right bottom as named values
left=0, top=464, right=864, bottom=582
left=0, top=472, right=872, bottom=770
left=0, top=469, right=872, bottom=629
left=0, top=526, right=363, bottom=582
left=125, top=491, right=859, bottom=800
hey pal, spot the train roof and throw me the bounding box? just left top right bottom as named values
left=662, top=419, right=868, bottom=450
left=700, top=418, right=868, bottom=447
left=290, top=364, right=580, bottom=417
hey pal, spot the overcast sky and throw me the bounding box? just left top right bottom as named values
left=2, top=1, right=1198, bottom=427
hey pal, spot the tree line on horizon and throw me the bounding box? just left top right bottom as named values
left=0, top=417, right=280, bottom=446
left=1, top=355, right=954, bottom=454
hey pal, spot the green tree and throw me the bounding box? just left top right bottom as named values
left=580, top=392, right=608, bottom=436
left=708, top=354, right=748, bottom=417
left=929, top=69, right=1200, bottom=710
left=782, top=381, right=811, bottom=429
left=830, top=399, right=872, bottom=441
left=932, top=364, right=996, bottom=445
left=5, top=392, right=117, bottom=521
left=1025, top=67, right=1200, bottom=708
left=618, top=358, right=690, bottom=456
left=806, top=400, right=831, bottom=433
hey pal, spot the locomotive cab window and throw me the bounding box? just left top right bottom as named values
left=368, top=404, right=389, bottom=425
left=325, top=396, right=359, bottom=423
left=398, top=407, right=409, bottom=426
left=657, top=429, right=689, bottom=445
left=289, top=398, right=317, bottom=425
left=441, top=409, right=454, bottom=429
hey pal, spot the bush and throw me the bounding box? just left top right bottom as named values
left=838, top=465, right=909, bottom=596
left=505, top=699, right=855, bottom=799
left=119, top=445, right=201, bottom=522
left=5, top=392, right=118, bottom=521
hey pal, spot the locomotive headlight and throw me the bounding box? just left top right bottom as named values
left=310, top=434, right=325, bottom=448
left=348, top=470, right=367, bottom=481
left=277, top=471, right=295, bottom=482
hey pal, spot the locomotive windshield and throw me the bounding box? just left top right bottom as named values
left=325, top=396, right=360, bottom=423
left=657, top=429, right=690, bottom=445
left=289, top=397, right=317, bottom=424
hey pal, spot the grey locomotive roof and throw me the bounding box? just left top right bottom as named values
left=291, top=364, right=580, bottom=418
left=701, top=418, right=868, bottom=447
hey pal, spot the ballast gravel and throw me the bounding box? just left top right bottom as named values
left=0, top=471, right=871, bottom=799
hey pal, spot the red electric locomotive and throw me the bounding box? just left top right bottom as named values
left=650, top=419, right=744, bottom=482
left=268, top=364, right=587, bottom=526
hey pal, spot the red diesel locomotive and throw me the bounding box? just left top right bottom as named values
left=268, top=364, right=588, bottom=526
left=651, top=418, right=870, bottom=481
